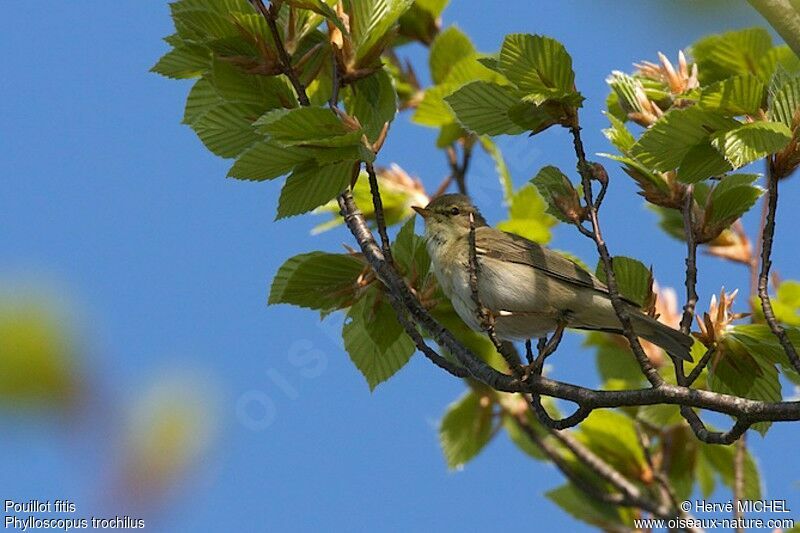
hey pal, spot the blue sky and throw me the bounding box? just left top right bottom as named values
left=2, top=1, right=799, bottom=531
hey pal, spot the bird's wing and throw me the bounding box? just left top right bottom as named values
left=474, top=227, right=640, bottom=307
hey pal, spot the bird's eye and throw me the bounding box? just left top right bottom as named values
left=450, top=207, right=460, bottom=216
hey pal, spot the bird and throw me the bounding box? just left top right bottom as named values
left=412, top=193, right=693, bottom=361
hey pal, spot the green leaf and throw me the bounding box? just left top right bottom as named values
left=391, top=217, right=430, bottom=281
left=704, top=173, right=764, bottom=232
left=576, top=410, right=646, bottom=477
left=211, top=59, right=297, bottom=109
left=497, top=184, right=556, bottom=244
left=595, top=256, right=651, bottom=307
left=530, top=165, right=580, bottom=223
left=606, top=71, right=646, bottom=117
left=344, top=68, right=397, bottom=141
left=712, top=334, right=782, bottom=434
left=445, top=81, right=525, bottom=135
left=429, top=26, right=475, bottom=84
left=227, top=141, right=311, bottom=181
left=637, top=404, right=682, bottom=428
left=276, top=160, right=357, bottom=219
left=191, top=102, right=263, bottom=157
left=602, top=112, right=636, bottom=153
left=546, top=484, right=629, bottom=529
left=676, top=141, right=733, bottom=183
left=269, top=251, right=365, bottom=312
left=698, top=75, right=766, bottom=115
left=691, top=28, right=774, bottom=83
left=700, top=442, right=762, bottom=500
left=585, top=332, right=645, bottom=387
left=710, top=121, right=793, bottom=168
left=768, top=75, right=800, bottom=133
left=631, top=107, right=739, bottom=173
left=343, top=287, right=415, bottom=390
left=285, top=0, right=348, bottom=35
left=498, top=33, right=577, bottom=103
left=439, top=390, right=494, bottom=468
left=767, top=280, right=800, bottom=326
left=151, top=42, right=211, bottom=79
left=346, top=0, right=414, bottom=64
left=255, top=106, right=354, bottom=142
left=183, top=77, right=223, bottom=125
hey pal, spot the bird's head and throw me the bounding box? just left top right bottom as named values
left=412, top=194, right=487, bottom=240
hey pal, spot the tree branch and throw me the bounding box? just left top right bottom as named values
left=250, top=0, right=311, bottom=106
left=757, top=159, right=800, bottom=373
left=569, top=124, right=664, bottom=387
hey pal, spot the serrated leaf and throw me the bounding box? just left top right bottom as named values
left=344, top=68, right=397, bottom=141
left=595, top=256, right=651, bottom=307
left=768, top=75, right=800, bottom=133
left=391, top=217, right=430, bottom=281
left=227, top=141, right=310, bottom=181
left=710, top=121, right=793, bottom=168
left=691, top=28, right=774, bottom=83
left=255, top=106, right=353, bottom=141
left=183, top=77, right=223, bottom=125
left=285, top=0, right=348, bottom=35
left=498, top=33, right=577, bottom=103
left=151, top=43, right=211, bottom=79
left=606, top=71, right=645, bottom=116
left=346, top=0, right=414, bottom=64
left=631, top=107, right=739, bottom=172
left=276, top=160, right=357, bottom=218
left=269, top=251, right=365, bottom=312
left=677, top=141, right=733, bottom=183
left=602, top=112, right=636, bottom=153
left=429, top=26, right=475, bottom=84
left=445, top=81, right=525, bottom=135
left=530, top=165, right=579, bottom=223
left=711, top=334, right=782, bottom=434
left=496, top=184, right=556, bottom=244
left=698, top=75, right=766, bottom=115
left=439, top=390, right=494, bottom=469
left=211, top=59, right=297, bottom=109
left=343, top=287, right=415, bottom=390
left=191, top=102, right=263, bottom=157
left=705, top=173, right=764, bottom=231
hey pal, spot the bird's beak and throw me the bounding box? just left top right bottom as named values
left=411, top=206, right=431, bottom=219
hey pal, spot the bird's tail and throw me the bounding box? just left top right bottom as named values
left=629, top=313, right=694, bottom=361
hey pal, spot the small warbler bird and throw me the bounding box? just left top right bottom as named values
left=412, top=194, right=693, bottom=361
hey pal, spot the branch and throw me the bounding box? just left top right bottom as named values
left=446, top=140, right=474, bottom=195
left=466, top=213, right=525, bottom=378
left=250, top=0, right=311, bottom=106
left=679, top=185, right=698, bottom=337
left=569, top=124, right=664, bottom=387
left=757, top=160, right=800, bottom=373
left=365, top=162, right=395, bottom=266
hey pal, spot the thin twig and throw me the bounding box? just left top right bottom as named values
left=251, top=0, right=311, bottom=106
left=569, top=124, right=664, bottom=387
left=365, top=162, right=394, bottom=266
left=757, top=159, right=800, bottom=373
left=679, top=185, right=698, bottom=337
left=466, top=213, right=525, bottom=377
left=685, top=348, right=714, bottom=386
